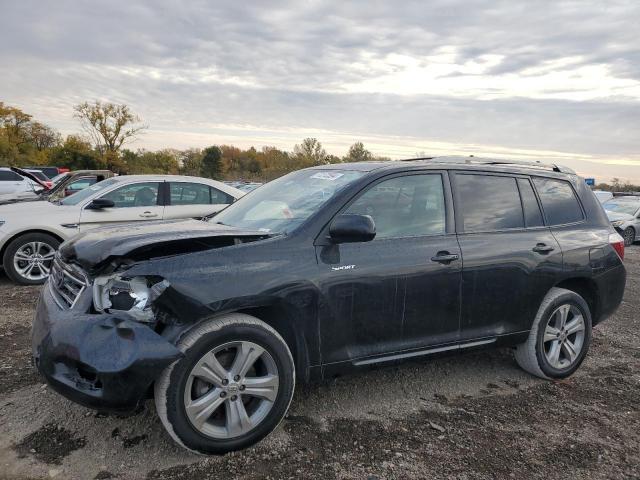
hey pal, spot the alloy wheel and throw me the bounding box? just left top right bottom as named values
left=12, top=241, right=56, bottom=281
left=183, top=341, right=279, bottom=439
left=542, top=304, right=586, bottom=370
left=623, top=228, right=634, bottom=246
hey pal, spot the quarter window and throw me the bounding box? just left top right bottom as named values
left=345, top=174, right=446, bottom=238
left=517, top=178, right=544, bottom=228
left=456, top=174, right=524, bottom=232
left=100, top=182, right=160, bottom=208
left=532, top=178, right=583, bottom=225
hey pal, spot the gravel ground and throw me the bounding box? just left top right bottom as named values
left=0, top=247, right=638, bottom=479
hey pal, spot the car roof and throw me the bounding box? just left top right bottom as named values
left=109, top=174, right=223, bottom=182
left=312, top=155, right=577, bottom=176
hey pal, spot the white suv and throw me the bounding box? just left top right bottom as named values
left=0, top=175, right=244, bottom=285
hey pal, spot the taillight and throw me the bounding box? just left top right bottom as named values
left=609, top=232, right=624, bottom=260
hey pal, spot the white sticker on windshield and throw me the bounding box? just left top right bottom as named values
left=310, top=172, right=344, bottom=181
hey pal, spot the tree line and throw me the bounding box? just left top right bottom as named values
left=0, top=101, right=389, bottom=181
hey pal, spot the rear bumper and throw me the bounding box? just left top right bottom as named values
left=32, top=284, right=182, bottom=412
left=593, top=263, right=626, bottom=325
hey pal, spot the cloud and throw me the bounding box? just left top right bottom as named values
left=1, top=0, right=639, bottom=181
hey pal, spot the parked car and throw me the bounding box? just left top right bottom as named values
left=32, top=157, right=626, bottom=454
left=0, top=175, right=243, bottom=284
left=25, top=169, right=53, bottom=189
left=237, top=182, right=263, bottom=192
left=603, top=196, right=640, bottom=246
left=24, top=166, right=70, bottom=179
left=0, top=167, right=48, bottom=198
left=0, top=169, right=116, bottom=205
left=592, top=190, right=613, bottom=203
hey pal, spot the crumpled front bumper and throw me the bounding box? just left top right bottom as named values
left=32, top=283, right=182, bottom=412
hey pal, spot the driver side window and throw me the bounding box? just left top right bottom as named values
left=345, top=174, right=446, bottom=239
left=100, top=182, right=160, bottom=208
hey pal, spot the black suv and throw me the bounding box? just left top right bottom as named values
left=32, top=157, right=626, bottom=454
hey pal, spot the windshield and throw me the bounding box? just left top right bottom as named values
left=212, top=169, right=364, bottom=233
left=604, top=199, right=640, bottom=216
left=60, top=178, right=119, bottom=205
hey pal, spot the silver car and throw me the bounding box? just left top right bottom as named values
left=603, top=196, right=640, bottom=246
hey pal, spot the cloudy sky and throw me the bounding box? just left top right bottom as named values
left=1, top=0, right=639, bottom=182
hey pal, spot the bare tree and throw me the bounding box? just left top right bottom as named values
left=74, top=101, right=147, bottom=155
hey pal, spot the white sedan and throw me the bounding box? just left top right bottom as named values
left=0, top=175, right=244, bottom=285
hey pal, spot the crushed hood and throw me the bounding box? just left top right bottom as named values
left=59, top=219, right=273, bottom=272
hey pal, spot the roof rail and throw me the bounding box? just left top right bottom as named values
left=401, top=156, right=576, bottom=174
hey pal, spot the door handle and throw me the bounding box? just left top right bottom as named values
left=139, top=211, right=158, bottom=218
left=430, top=252, right=460, bottom=263
left=532, top=243, right=555, bottom=253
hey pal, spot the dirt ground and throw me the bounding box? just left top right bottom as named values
left=0, top=248, right=638, bottom=480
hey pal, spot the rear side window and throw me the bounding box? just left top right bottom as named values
left=517, top=178, right=544, bottom=227
left=0, top=171, right=23, bottom=181
left=532, top=177, right=583, bottom=225
left=455, top=174, right=524, bottom=232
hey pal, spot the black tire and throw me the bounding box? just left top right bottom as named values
left=514, top=287, right=592, bottom=380
left=2, top=232, right=60, bottom=285
left=154, top=313, right=295, bottom=454
left=622, top=227, right=635, bottom=246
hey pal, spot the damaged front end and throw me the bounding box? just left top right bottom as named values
left=32, top=220, right=276, bottom=412
left=32, top=259, right=183, bottom=413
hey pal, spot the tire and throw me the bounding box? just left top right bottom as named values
left=2, top=232, right=60, bottom=285
left=622, top=227, right=635, bottom=246
left=514, top=287, right=592, bottom=380
left=154, top=313, right=295, bottom=454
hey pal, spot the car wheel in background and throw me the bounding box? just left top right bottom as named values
left=514, top=287, right=592, bottom=380
left=622, top=227, right=635, bottom=246
left=2, top=232, right=60, bottom=285
left=154, top=313, right=295, bottom=454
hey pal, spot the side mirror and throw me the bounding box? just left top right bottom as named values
left=329, top=214, right=376, bottom=243
left=86, top=198, right=115, bottom=210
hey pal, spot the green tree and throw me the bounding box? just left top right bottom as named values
left=180, top=148, right=203, bottom=176
left=49, top=135, right=104, bottom=170
left=345, top=142, right=372, bottom=162
left=293, top=138, right=327, bottom=166
left=201, top=145, right=223, bottom=179
left=74, top=101, right=147, bottom=171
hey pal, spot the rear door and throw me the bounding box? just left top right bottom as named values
left=78, top=181, right=164, bottom=231
left=452, top=172, right=562, bottom=341
left=316, top=171, right=462, bottom=364
left=164, top=181, right=235, bottom=220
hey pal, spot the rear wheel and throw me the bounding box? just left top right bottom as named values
left=515, top=287, right=592, bottom=379
left=2, top=233, right=60, bottom=285
left=154, top=313, right=295, bottom=454
left=622, top=227, right=635, bottom=246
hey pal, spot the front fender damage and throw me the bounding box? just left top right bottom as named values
left=35, top=310, right=183, bottom=412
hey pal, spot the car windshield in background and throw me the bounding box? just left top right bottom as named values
left=212, top=169, right=364, bottom=233
left=604, top=199, right=640, bottom=216
left=59, top=178, right=119, bottom=205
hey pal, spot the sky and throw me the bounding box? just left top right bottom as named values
left=1, top=0, right=639, bottom=183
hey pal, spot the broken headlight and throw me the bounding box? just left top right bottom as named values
left=93, top=275, right=169, bottom=322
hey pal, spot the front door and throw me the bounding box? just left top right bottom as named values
left=316, top=172, right=462, bottom=365
left=78, top=181, right=164, bottom=231
left=451, top=172, right=563, bottom=341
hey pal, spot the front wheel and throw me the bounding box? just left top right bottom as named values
left=622, top=227, right=635, bottom=246
left=2, top=232, right=60, bottom=285
left=515, top=287, right=592, bottom=380
left=154, top=313, right=295, bottom=454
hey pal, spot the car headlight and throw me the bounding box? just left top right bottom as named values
left=611, top=220, right=624, bottom=227
left=93, top=274, right=169, bottom=322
